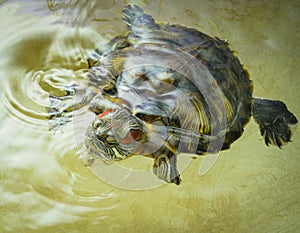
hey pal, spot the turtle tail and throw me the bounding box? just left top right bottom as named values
left=122, top=4, right=159, bottom=32
left=252, top=98, right=298, bottom=147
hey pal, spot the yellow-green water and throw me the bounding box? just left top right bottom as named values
left=0, top=0, right=299, bottom=232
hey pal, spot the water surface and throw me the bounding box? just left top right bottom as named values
left=0, top=0, right=299, bottom=232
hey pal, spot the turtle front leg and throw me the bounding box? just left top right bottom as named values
left=49, top=85, right=98, bottom=114
left=47, top=85, right=97, bottom=132
left=153, top=150, right=181, bottom=185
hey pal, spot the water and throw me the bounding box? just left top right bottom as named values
left=0, top=0, right=299, bottom=232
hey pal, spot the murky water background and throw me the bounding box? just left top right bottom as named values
left=0, top=0, right=299, bottom=232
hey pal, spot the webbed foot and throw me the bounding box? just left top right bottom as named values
left=253, top=98, right=298, bottom=147
left=47, top=85, right=97, bottom=132
left=47, top=93, right=74, bottom=133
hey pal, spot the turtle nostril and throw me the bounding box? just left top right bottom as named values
left=94, top=120, right=102, bottom=129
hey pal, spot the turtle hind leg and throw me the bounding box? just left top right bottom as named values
left=253, top=98, right=298, bottom=147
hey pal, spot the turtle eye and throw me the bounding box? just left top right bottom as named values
left=120, top=129, right=143, bottom=144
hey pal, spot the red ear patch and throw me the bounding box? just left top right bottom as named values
left=120, top=129, right=143, bottom=144
left=98, top=109, right=113, bottom=119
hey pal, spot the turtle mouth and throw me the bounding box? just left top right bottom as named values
left=85, top=126, right=120, bottom=161
left=96, top=133, right=118, bottom=147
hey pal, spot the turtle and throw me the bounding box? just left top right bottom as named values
left=49, top=4, right=298, bottom=185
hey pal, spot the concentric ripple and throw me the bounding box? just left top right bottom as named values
left=1, top=24, right=101, bottom=130
left=0, top=5, right=119, bottom=230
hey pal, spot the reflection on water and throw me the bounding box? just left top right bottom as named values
left=0, top=0, right=299, bottom=232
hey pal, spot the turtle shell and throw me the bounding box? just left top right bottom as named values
left=82, top=4, right=256, bottom=184
left=86, top=6, right=253, bottom=156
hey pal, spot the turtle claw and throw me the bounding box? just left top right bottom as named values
left=47, top=86, right=78, bottom=133
left=262, top=116, right=293, bottom=148
left=47, top=84, right=98, bottom=133
left=122, top=4, right=145, bottom=28
left=253, top=98, right=298, bottom=148
left=122, top=4, right=158, bottom=33
left=47, top=96, right=73, bottom=133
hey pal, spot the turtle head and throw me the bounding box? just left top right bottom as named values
left=85, top=108, right=147, bottom=161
